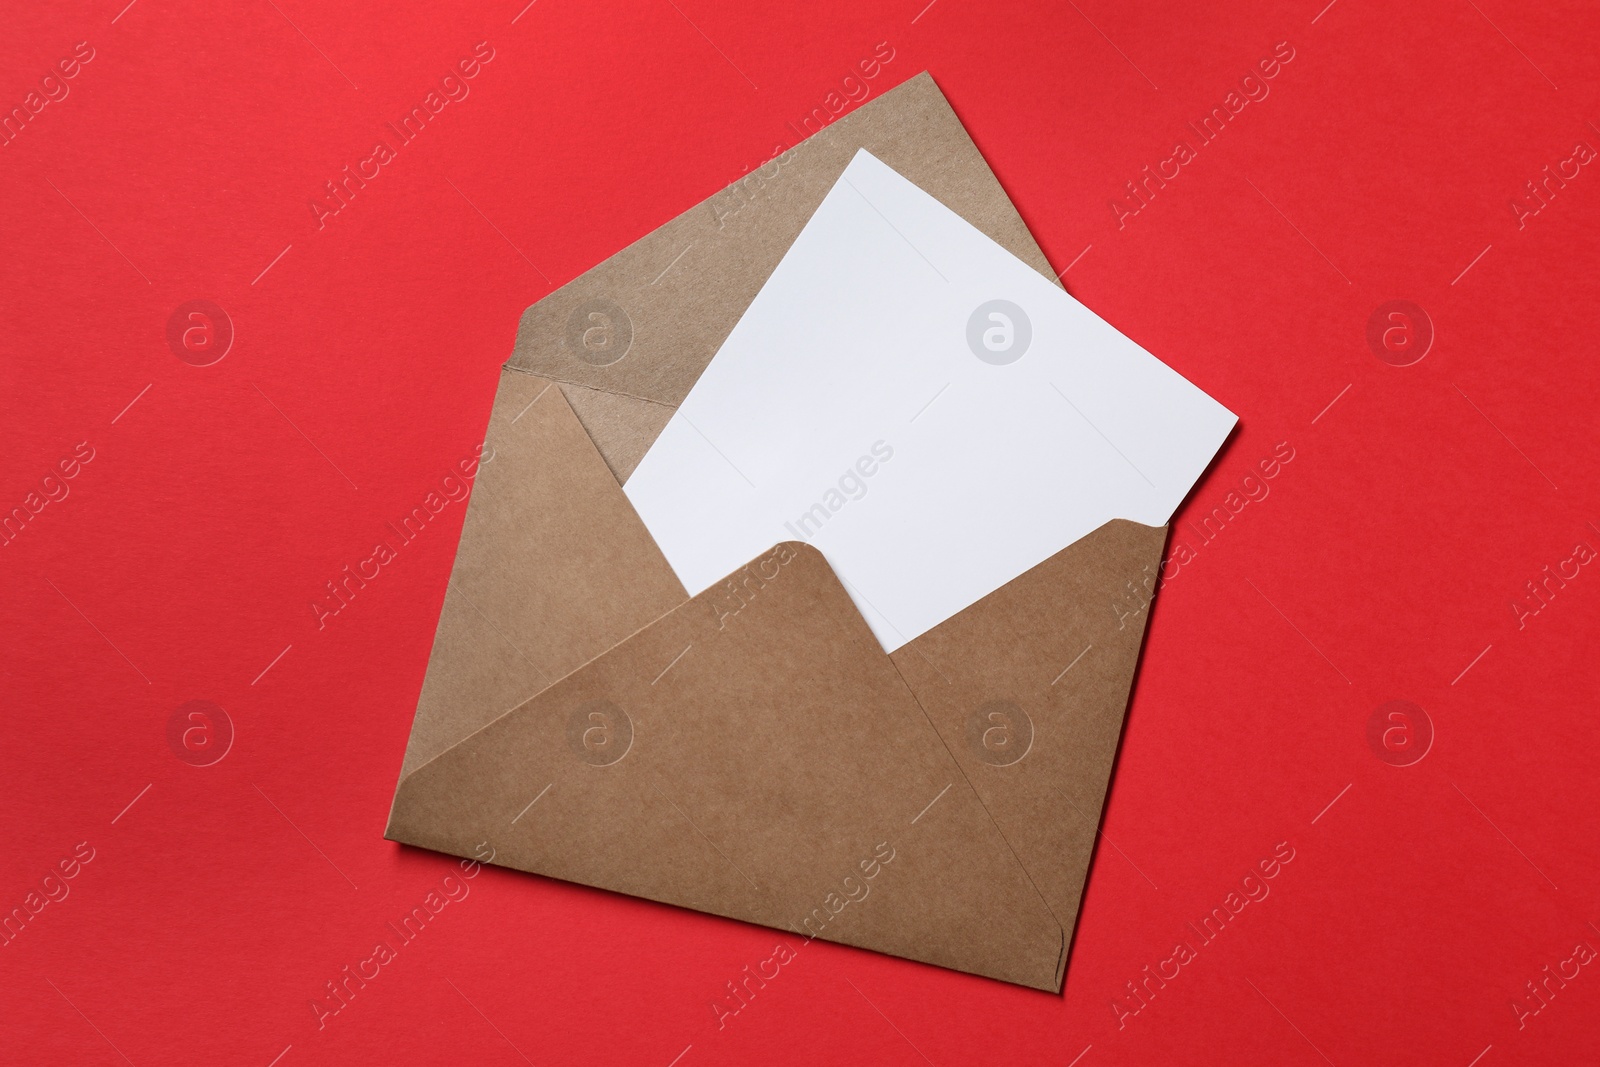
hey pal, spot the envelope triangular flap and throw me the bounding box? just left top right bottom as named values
left=510, top=71, right=1060, bottom=477
left=400, top=376, right=686, bottom=775
left=389, top=537, right=1066, bottom=991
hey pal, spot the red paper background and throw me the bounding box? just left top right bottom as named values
left=5, top=1, right=1599, bottom=1064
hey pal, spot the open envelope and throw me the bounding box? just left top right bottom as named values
left=387, top=73, right=1179, bottom=992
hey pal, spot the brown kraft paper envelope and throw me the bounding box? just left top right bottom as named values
left=386, top=72, right=1168, bottom=992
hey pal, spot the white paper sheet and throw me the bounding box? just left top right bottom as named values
left=624, top=150, right=1236, bottom=652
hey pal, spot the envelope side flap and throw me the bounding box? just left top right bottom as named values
left=399, top=370, right=687, bottom=776
left=388, top=540, right=1066, bottom=991
left=549, top=377, right=677, bottom=485
left=508, top=71, right=1057, bottom=412
left=891, top=519, right=1168, bottom=932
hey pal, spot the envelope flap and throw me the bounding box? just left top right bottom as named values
left=890, top=518, right=1167, bottom=938
left=508, top=71, right=1058, bottom=420
left=388, top=540, right=1066, bottom=991
left=399, top=371, right=686, bottom=776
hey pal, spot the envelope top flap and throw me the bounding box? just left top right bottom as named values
left=507, top=71, right=1056, bottom=410
left=889, top=519, right=1167, bottom=928
left=399, top=371, right=687, bottom=775
left=388, top=539, right=1066, bottom=991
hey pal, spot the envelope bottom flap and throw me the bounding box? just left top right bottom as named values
left=387, top=539, right=1065, bottom=991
